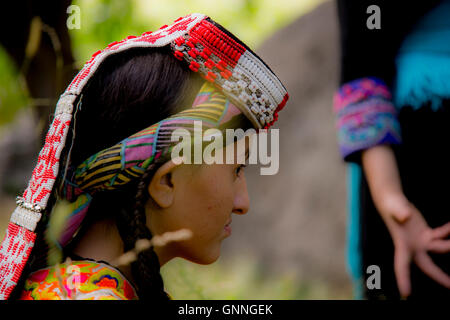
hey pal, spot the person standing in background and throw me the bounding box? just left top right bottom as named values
left=334, top=0, right=450, bottom=299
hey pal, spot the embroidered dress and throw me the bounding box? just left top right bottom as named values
left=19, top=260, right=138, bottom=300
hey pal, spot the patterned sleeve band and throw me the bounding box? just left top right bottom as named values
left=333, top=77, right=402, bottom=162
left=0, top=13, right=289, bottom=300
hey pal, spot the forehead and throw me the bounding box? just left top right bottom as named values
left=220, top=133, right=252, bottom=163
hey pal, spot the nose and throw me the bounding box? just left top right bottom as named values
left=232, top=174, right=249, bottom=215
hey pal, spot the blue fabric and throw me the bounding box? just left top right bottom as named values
left=395, top=0, right=450, bottom=110
left=346, top=163, right=364, bottom=299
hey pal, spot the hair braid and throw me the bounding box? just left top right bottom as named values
left=116, top=166, right=169, bottom=300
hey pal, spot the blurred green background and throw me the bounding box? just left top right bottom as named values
left=0, top=0, right=322, bottom=125
left=0, top=0, right=352, bottom=299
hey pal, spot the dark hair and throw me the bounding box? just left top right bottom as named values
left=70, top=46, right=204, bottom=165
left=44, top=46, right=203, bottom=300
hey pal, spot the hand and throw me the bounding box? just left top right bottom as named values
left=378, top=194, right=450, bottom=298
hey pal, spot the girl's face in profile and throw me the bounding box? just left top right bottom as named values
left=147, top=139, right=250, bottom=265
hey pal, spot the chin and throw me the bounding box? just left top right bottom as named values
left=184, top=247, right=221, bottom=265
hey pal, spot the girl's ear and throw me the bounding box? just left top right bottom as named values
left=147, top=160, right=181, bottom=208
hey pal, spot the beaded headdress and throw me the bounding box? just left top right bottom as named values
left=0, top=13, right=288, bottom=299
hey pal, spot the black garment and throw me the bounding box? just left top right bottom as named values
left=337, top=0, right=450, bottom=299
left=360, top=102, right=450, bottom=299
left=337, top=0, right=442, bottom=87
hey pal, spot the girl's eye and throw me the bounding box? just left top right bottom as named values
left=235, top=164, right=247, bottom=177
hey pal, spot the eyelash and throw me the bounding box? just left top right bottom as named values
left=235, top=164, right=247, bottom=176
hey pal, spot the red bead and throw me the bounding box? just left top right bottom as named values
left=175, top=37, right=185, bottom=46
left=200, top=51, right=209, bottom=60
left=220, top=70, right=232, bottom=79
left=107, top=41, right=118, bottom=48
left=173, top=51, right=184, bottom=61
left=203, top=47, right=211, bottom=56
left=189, top=61, right=200, bottom=72
left=218, top=60, right=227, bottom=68
left=188, top=49, right=198, bottom=58
left=205, top=59, right=215, bottom=69
left=205, top=71, right=217, bottom=82
left=186, top=40, right=195, bottom=49
left=91, top=50, right=102, bottom=58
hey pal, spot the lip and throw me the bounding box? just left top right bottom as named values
left=224, top=224, right=232, bottom=236
left=224, top=219, right=232, bottom=236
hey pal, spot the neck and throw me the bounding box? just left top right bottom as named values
left=153, top=244, right=174, bottom=267
left=71, top=218, right=123, bottom=262
left=70, top=218, right=134, bottom=281
left=69, top=218, right=173, bottom=282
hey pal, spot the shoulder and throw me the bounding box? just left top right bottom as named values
left=19, top=260, right=138, bottom=300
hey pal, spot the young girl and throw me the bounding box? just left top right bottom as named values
left=0, top=14, right=289, bottom=300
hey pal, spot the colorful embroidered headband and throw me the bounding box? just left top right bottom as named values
left=0, top=13, right=288, bottom=299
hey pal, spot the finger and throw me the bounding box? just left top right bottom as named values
left=394, top=247, right=412, bottom=298
left=415, top=252, right=450, bottom=289
left=431, top=222, right=450, bottom=240
left=427, top=239, right=450, bottom=253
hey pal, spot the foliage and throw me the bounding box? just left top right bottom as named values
left=70, top=0, right=323, bottom=65
left=0, top=0, right=322, bottom=126
left=161, top=255, right=351, bottom=299
left=0, top=48, right=30, bottom=126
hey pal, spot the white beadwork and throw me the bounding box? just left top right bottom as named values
left=248, top=83, right=258, bottom=92
left=10, top=206, right=42, bottom=232
left=222, top=80, right=235, bottom=92
left=232, top=70, right=243, bottom=79
left=237, top=80, right=247, bottom=89
left=259, top=116, right=266, bottom=126
left=239, top=91, right=250, bottom=103
left=54, top=94, right=76, bottom=115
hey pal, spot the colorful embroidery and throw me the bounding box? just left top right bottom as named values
left=20, top=260, right=138, bottom=300
left=333, top=77, right=402, bottom=160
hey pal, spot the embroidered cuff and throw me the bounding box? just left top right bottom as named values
left=333, top=77, right=402, bottom=162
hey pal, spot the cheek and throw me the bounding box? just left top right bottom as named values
left=203, top=168, right=234, bottom=215
left=170, top=167, right=237, bottom=264
left=186, top=167, right=233, bottom=235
